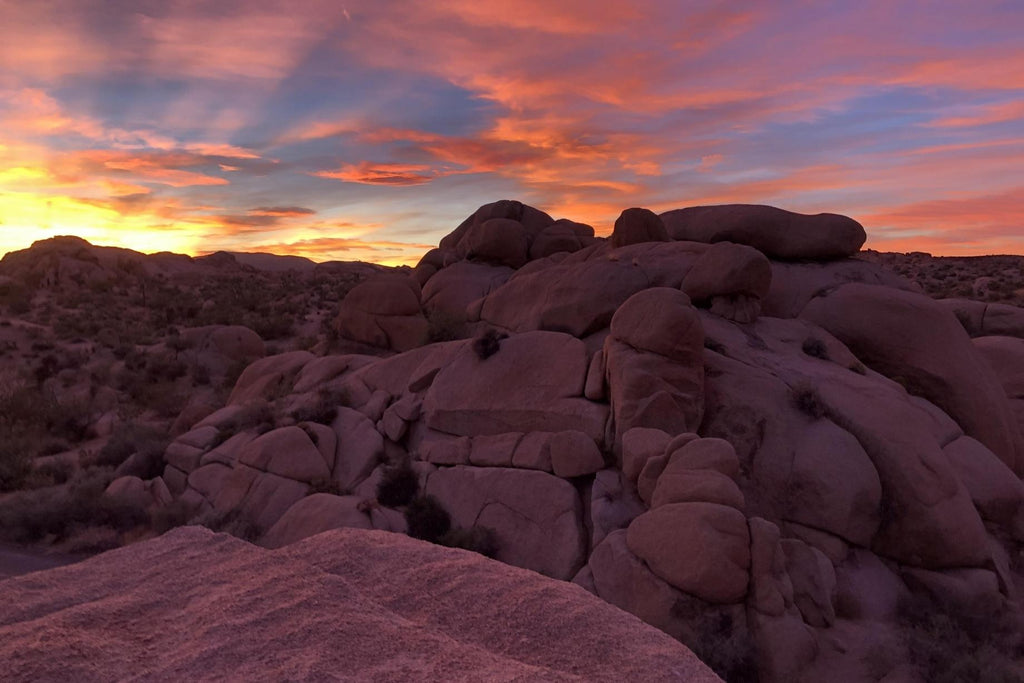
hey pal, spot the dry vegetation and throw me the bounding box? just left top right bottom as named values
left=861, top=250, right=1024, bottom=306
left=0, top=243, right=390, bottom=552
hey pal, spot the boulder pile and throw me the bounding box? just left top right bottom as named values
left=134, top=200, right=1024, bottom=681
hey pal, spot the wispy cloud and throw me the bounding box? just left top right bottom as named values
left=313, top=162, right=438, bottom=186
left=0, top=1, right=1021, bottom=259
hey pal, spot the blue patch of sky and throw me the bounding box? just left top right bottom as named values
left=734, top=88, right=955, bottom=166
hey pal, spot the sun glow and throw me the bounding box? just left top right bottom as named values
left=0, top=192, right=200, bottom=257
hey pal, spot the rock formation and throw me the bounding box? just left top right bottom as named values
left=0, top=526, right=718, bottom=681
left=3, top=201, right=1024, bottom=682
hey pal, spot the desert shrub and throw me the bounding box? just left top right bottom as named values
left=150, top=499, right=197, bottom=534
left=0, top=383, right=91, bottom=445
left=94, top=422, right=169, bottom=476
left=254, top=313, right=295, bottom=341
left=440, top=526, right=499, bottom=558
left=290, top=387, right=346, bottom=424
left=472, top=328, right=507, bottom=360
left=793, top=386, right=826, bottom=420
left=0, top=468, right=147, bottom=543
left=376, top=463, right=420, bottom=507
left=0, top=281, right=32, bottom=315
left=145, top=352, right=188, bottom=382
left=222, top=402, right=277, bottom=435
left=0, top=436, right=32, bottom=491
left=427, top=309, right=467, bottom=342
left=26, top=457, right=75, bottom=489
left=671, top=602, right=760, bottom=683
left=801, top=337, right=829, bottom=360
left=898, top=592, right=1023, bottom=683
left=126, top=378, right=186, bottom=418
left=193, top=508, right=260, bottom=542
left=405, top=495, right=451, bottom=543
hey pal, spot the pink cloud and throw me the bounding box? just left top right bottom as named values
left=313, top=162, right=437, bottom=186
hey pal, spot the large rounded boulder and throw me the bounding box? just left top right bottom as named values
left=660, top=204, right=866, bottom=260
left=335, top=275, right=429, bottom=352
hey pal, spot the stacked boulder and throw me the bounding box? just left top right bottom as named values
left=158, top=200, right=1024, bottom=683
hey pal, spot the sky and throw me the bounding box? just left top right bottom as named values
left=0, top=1, right=1022, bottom=266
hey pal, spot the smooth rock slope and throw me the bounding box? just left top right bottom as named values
left=0, top=526, right=719, bottom=682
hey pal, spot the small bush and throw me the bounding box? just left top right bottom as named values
left=898, top=592, right=1023, bottom=683
left=440, top=526, right=499, bottom=558
left=222, top=402, right=277, bottom=435
left=472, top=329, right=507, bottom=360
left=793, top=386, right=826, bottom=420
left=376, top=464, right=420, bottom=507
left=0, top=468, right=147, bottom=543
left=405, top=495, right=451, bottom=543
left=0, top=436, right=32, bottom=491
left=193, top=508, right=260, bottom=542
left=671, top=602, right=760, bottom=683
left=95, top=422, right=169, bottom=472
left=150, top=499, right=197, bottom=534
left=290, top=387, right=346, bottom=424
left=801, top=338, right=829, bottom=360
left=427, top=309, right=467, bottom=342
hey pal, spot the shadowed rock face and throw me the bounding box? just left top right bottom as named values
left=0, top=527, right=720, bottom=682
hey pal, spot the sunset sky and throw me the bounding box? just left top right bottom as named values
left=1, top=1, right=1022, bottom=265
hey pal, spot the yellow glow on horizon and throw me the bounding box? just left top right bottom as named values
left=0, top=191, right=200, bottom=257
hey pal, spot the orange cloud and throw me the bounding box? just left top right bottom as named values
left=313, top=162, right=437, bottom=186
left=250, top=206, right=317, bottom=217
left=863, top=188, right=1024, bottom=255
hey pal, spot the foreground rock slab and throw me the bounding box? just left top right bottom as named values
left=0, top=526, right=720, bottom=682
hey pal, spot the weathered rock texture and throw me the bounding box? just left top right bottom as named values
left=0, top=527, right=719, bottom=682
left=128, top=199, right=1024, bottom=683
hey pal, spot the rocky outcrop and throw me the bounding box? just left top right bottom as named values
left=0, top=527, right=719, bottom=682
left=803, top=283, right=1024, bottom=472
left=138, top=199, right=1024, bottom=683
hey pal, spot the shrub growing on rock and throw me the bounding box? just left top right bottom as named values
left=95, top=422, right=169, bottom=476
left=801, top=337, right=829, bottom=360
left=376, top=463, right=420, bottom=507
left=472, top=329, right=508, bottom=360
left=405, top=495, right=451, bottom=543
left=192, top=508, right=260, bottom=543
left=793, top=385, right=826, bottom=420
left=426, top=309, right=467, bottom=342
